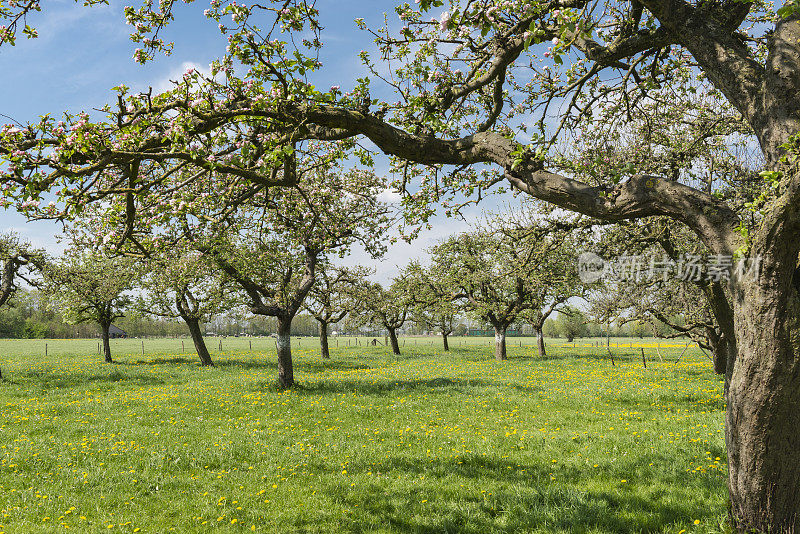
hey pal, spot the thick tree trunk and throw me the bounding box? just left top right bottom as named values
left=493, top=325, right=507, bottom=361
left=708, top=333, right=730, bottom=376
left=387, top=327, right=401, bottom=355
left=100, top=321, right=113, bottom=363
left=276, top=318, right=294, bottom=388
left=441, top=330, right=449, bottom=351
left=536, top=327, right=546, bottom=358
left=726, top=272, right=800, bottom=532
left=186, top=318, right=213, bottom=366
left=319, top=320, right=330, bottom=360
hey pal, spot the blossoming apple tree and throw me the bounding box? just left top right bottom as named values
left=136, top=247, right=235, bottom=366
left=304, top=263, right=370, bottom=360
left=43, top=250, right=136, bottom=363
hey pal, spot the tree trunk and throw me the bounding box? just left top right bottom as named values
left=725, top=271, right=800, bottom=532
left=493, top=325, right=507, bottom=361
left=441, top=330, right=449, bottom=351
left=100, top=321, right=113, bottom=363
left=387, top=327, right=401, bottom=355
left=708, top=331, right=731, bottom=376
left=186, top=318, right=213, bottom=366
left=319, top=320, right=330, bottom=360
left=276, top=318, right=294, bottom=388
left=536, top=327, right=546, bottom=358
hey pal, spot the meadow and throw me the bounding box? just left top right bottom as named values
left=0, top=336, right=728, bottom=533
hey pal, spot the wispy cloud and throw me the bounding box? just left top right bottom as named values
left=138, top=60, right=213, bottom=94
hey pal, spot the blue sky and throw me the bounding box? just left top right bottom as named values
left=0, top=0, right=508, bottom=281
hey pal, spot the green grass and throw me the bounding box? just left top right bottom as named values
left=0, top=337, right=727, bottom=533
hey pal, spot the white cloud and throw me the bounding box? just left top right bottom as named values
left=376, top=188, right=402, bottom=204
left=148, top=61, right=212, bottom=94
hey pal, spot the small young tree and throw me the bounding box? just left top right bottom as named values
left=194, top=165, right=389, bottom=387
left=305, top=263, right=369, bottom=360
left=587, top=283, right=625, bottom=348
left=45, top=251, right=136, bottom=363
left=402, top=260, right=460, bottom=351
left=555, top=307, right=589, bottom=343
left=350, top=278, right=411, bottom=356
left=432, top=231, right=527, bottom=361
left=137, top=250, right=233, bottom=366
left=508, top=222, right=586, bottom=358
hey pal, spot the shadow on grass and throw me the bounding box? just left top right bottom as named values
left=298, top=454, right=725, bottom=533
left=292, top=377, right=542, bottom=396
left=124, top=356, right=198, bottom=366
left=213, top=358, right=373, bottom=374
left=603, top=389, right=725, bottom=413
left=10, top=368, right=167, bottom=391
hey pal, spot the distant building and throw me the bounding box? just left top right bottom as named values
left=108, top=325, right=128, bottom=338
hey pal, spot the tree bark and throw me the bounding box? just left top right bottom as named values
left=276, top=318, right=294, bottom=388
left=441, top=330, right=450, bottom=351
left=536, top=327, right=546, bottom=358
left=387, top=327, right=401, bottom=355
left=319, top=320, right=330, bottom=360
left=708, top=331, right=730, bottom=376
left=100, top=321, right=113, bottom=363
left=0, top=258, right=16, bottom=308
left=726, top=269, right=800, bottom=532
left=186, top=318, right=213, bottom=366
left=493, top=325, right=507, bottom=361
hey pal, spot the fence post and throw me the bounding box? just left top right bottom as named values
left=45, top=343, right=48, bottom=358
left=142, top=340, right=145, bottom=355
left=641, top=347, right=646, bottom=369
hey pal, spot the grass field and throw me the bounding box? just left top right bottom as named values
left=0, top=337, right=728, bottom=533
